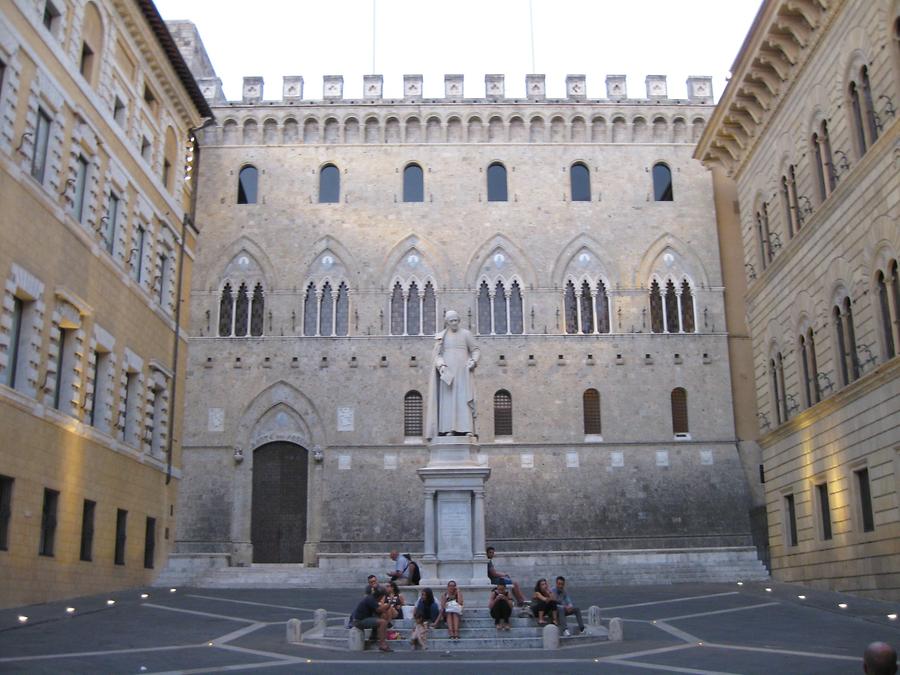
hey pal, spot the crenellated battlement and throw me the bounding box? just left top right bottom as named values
left=196, top=73, right=714, bottom=107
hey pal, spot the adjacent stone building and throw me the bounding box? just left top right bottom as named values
left=171, top=63, right=768, bottom=577
left=0, top=0, right=210, bottom=607
left=697, top=0, right=900, bottom=599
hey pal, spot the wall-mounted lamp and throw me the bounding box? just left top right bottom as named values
left=15, top=132, right=32, bottom=157
left=312, top=445, right=324, bottom=463
left=233, top=448, right=244, bottom=464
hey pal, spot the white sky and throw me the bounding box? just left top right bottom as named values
left=155, top=0, right=762, bottom=103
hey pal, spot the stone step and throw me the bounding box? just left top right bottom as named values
left=324, top=625, right=554, bottom=639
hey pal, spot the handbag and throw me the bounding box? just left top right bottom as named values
left=445, top=599, right=462, bottom=614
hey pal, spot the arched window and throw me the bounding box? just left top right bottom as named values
left=487, top=162, right=508, bottom=202
left=671, top=388, right=689, bottom=435
left=478, top=280, right=523, bottom=335
left=579, top=280, right=594, bottom=333
left=680, top=280, right=695, bottom=333
left=303, top=283, right=318, bottom=336
left=583, top=389, right=601, bottom=435
left=596, top=281, right=610, bottom=334
left=849, top=81, right=868, bottom=156
left=564, top=281, right=577, bottom=334
left=250, top=283, right=264, bottom=336
left=319, top=164, right=340, bottom=203
left=772, top=352, right=788, bottom=422
left=570, top=163, right=590, bottom=201
left=218, top=283, right=233, bottom=336
left=319, top=282, right=334, bottom=336
left=652, top=162, right=673, bottom=201
left=812, top=121, right=835, bottom=201
left=404, top=391, right=423, bottom=437
left=403, top=163, right=424, bottom=202
left=649, top=280, right=663, bottom=333
left=237, top=165, right=258, bottom=204
left=780, top=171, right=798, bottom=238
left=565, top=279, right=610, bottom=335
left=861, top=66, right=879, bottom=145
left=833, top=296, right=859, bottom=386
left=234, top=283, right=249, bottom=336
left=163, top=127, right=177, bottom=191
left=756, top=203, right=772, bottom=268
left=335, top=282, right=349, bottom=336
left=664, top=281, right=679, bottom=333
left=493, top=390, right=512, bottom=437
left=799, top=331, right=819, bottom=408
left=876, top=271, right=895, bottom=360
left=422, top=282, right=437, bottom=335
left=390, top=282, right=404, bottom=335
left=406, top=281, right=420, bottom=335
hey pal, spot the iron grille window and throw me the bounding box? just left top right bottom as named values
left=0, top=475, right=12, bottom=550
left=404, top=391, right=423, bottom=437
left=80, top=499, right=95, bottom=561
left=583, top=389, right=601, bottom=435
left=114, top=509, right=127, bottom=565
left=493, top=390, right=512, bottom=437
left=671, top=388, right=688, bottom=435
left=39, top=488, right=59, bottom=556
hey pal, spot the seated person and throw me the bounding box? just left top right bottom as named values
left=384, top=581, right=407, bottom=622
left=351, top=587, right=393, bottom=652
left=364, top=574, right=381, bottom=596
left=386, top=550, right=412, bottom=586
left=489, top=581, right=514, bottom=630
left=531, top=578, right=559, bottom=626
left=486, top=546, right=525, bottom=605
left=414, top=587, right=441, bottom=625
left=438, top=579, right=464, bottom=641
left=552, top=575, right=585, bottom=636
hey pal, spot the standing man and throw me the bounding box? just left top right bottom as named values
left=486, top=546, right=525, bottom=605
left=552, top=576, right=586, bottom=636
left=387, top=550, right=412, bottom=586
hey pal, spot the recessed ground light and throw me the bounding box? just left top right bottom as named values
left=169, top=588, right=177, bottom=593
left=838, top=603, right=847, bottom=609
left=140, top=593, right=149, bottom=599
left=888, top=614, right=898, bottom=621
left=17, top=615, right=28, bottom=623
left=797, top=595, right=806, bottom=600
left=765, top=587, right=772, bottom=592
left=736, top=581, right=743, bottom=586
left=106, top=600, right=116, bottom=606
left=66, top=607, right=75, bottom=614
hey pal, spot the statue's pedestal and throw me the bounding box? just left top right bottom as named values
left=416, top=436, right=491, bottom=586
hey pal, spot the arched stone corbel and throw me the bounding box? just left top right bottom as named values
left=749, top=66, right=781, bottom=97
left=765, top=33, right=799, bottom=65
left=775, top=13, right=812, bottom=48
left=758, top=48, right=791, bottom=81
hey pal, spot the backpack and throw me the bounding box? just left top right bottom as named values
left=406, top=555, right=421, bottom=585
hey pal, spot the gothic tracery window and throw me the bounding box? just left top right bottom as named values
left=250, top=283, right=264, bottom=336
left=649, top=280, right=663, bottom=333
left=649, top=278, right=695, bottom=333
left=234, top=283, right=249, bottom=336
left=303, top=281, right=349, bottom=336
left=218, top=283, right=233, bottom=336
left=478, top=279, right=523, bottom=335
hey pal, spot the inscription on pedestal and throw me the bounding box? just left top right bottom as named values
left=437, top=495, right=472, bottom=559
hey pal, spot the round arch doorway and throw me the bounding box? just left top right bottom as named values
left=250, top=442, right=309, bottom=563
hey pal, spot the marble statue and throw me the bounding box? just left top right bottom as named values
left=425, top=310, right=480, bottom=439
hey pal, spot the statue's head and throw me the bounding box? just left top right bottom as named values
left=444, top=310, right=460, bottom=332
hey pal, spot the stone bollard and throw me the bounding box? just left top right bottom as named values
left=542, top=623, right=560, bottom=650
left=348, top=627, right=365, bottom=651
left=608, top=617, right=624, bottom=642
left=588, top=605, right=601, bottom=626
left=313, top=609, right=328, bottom=633
left=286, top=618, right=302, bottom=644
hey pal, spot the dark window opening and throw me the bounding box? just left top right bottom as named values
left=649, top=280, right=663, bottom=333
left=319, top=164, right=340, bottom=203
left=403, top=164, right=424, bottom=202
left=113, top=97, right=126, bottom=126
left=237, top=165, right=258, bottom=204
left=856, top=468, right=875, bottom=532
left=114, top=508, right=127, bottom=565
left=144, top=517, right=156, bottom=569
left=652, top=163, right=673, bottom=201
left=816, top=483, right=832, bottom=541
left=52, top=327, right=70, bottom=410
left=570, top=163, right=590, bottom=201
left=785, top=494, right=798, bottom=546
left=80, top=42, right=94, bottom=81
left=218, top=283, right=234, bottom=336
left=39, top=488, right=59, bottom=557
left=0, top=475, right=13, bottom=550
left=31, top=109, right=51, bottom=183
left=42, top=1, right=59, bottom=31
left=487, top=163, right=508, bottom=202
left=876, top=271, right=895, bottom=359
left=250, top=283, right=265, bottom=336
left=234, top=283, right=249, bottom=336
left=4, top=298, right=23, bottom=389
left=80, top=499, right=95, bottom=561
